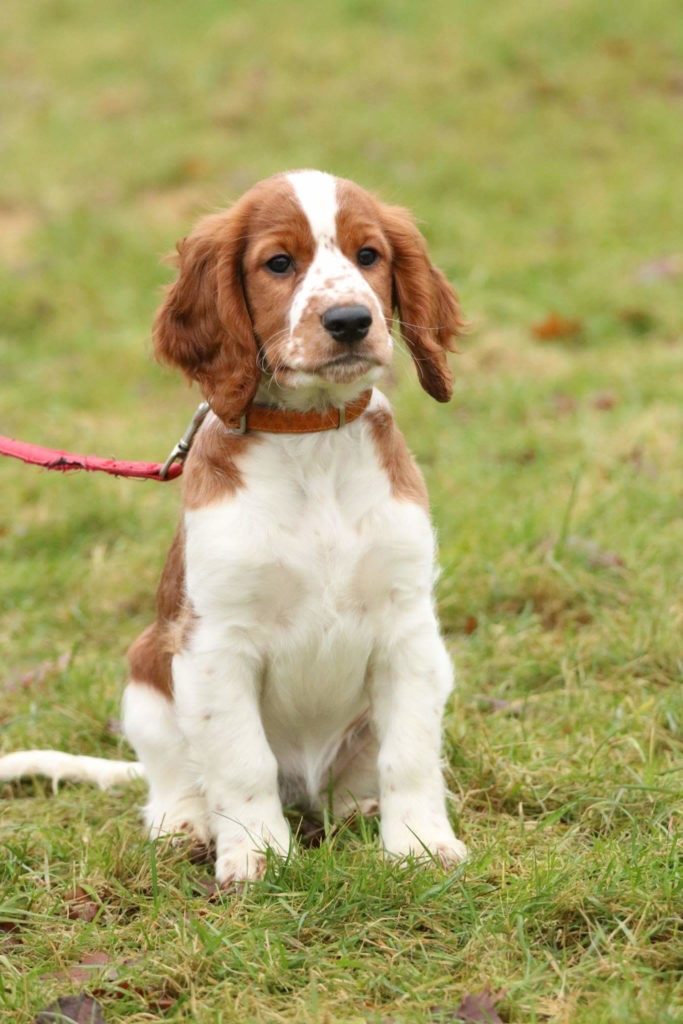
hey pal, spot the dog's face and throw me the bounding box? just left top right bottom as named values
left=154, top=170, right=463, bottom=422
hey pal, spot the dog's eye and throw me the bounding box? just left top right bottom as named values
left=357, top=247, right=380, bottom=268
left=266, top=254, right=293, bottom=275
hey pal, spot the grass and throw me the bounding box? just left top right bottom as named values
left=1, top=0, right=682, bottom=1020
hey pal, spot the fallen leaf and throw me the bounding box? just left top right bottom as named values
left=590, top=391, right=617, bottom=411
left=531, top=313, right=583, bottom=342
left=45, top=952, right=117, bottom=987
left=1, top=919, right=23, bottom=949
left=454, top=988, right=505, bottom=1022
left=634, top=254, right=683, bottom=283
left=35, top=994, right=105, bottom=1023
left=65, top=886, right=99, bottom=923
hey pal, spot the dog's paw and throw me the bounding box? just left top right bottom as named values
left=215, top=845, right=268, bottom=888
left=431, top=838, right=469, bottom=869
left=146, top=794, right=211, bottom=848
left=382, top=820, right=468, bottom=869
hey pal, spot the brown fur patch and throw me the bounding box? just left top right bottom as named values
left=367, top=408, right=429, bottom=511
left=127, top=525, right=188, bottom=698
left=182, top=415, right=257, bottom=509
left=127, top=410, right=256, bottom=696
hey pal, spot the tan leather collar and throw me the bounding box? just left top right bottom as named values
left=223, top=389, right=373, bottom=435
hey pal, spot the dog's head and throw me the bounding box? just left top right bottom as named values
left=154, top=170, right=464, bottom=421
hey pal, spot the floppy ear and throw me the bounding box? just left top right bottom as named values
left=380, top=204, right=464, bottom=402
left=153, top=201, right=259, bottom=424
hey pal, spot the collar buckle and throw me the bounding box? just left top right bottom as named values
left=225, top=413, right=248, bottom=436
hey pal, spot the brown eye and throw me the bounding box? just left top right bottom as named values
left=266, top=254, right=293, bottom=274
left=357, top=247, right=379, bottom=267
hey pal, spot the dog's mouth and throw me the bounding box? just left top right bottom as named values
left=319, top=356, right=382, bottom=380
left=274, top=353, right=383, bottom=384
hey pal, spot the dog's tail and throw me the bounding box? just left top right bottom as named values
left=0, top=750, right=145, bottom=792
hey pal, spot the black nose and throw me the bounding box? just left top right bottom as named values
left=322, top=304, right=372, bottom=344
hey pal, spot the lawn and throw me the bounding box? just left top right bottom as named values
left=1, top=1, right=682, bottom=1021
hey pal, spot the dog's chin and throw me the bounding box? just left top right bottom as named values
left=273, top=355, right=384, bottom=389
left=317, top=354, right=383, bottom=384
left=260, top=357, right=385, bottom=410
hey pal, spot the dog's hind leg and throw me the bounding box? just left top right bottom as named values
left=122, top=682, right=209, bottom=846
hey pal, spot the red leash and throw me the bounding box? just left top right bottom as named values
left=0, top=402, right=210, bottom=482
left=0, top=435, right=181, bottom=481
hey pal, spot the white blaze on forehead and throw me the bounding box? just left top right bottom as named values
left=284, top=170, right=387, bottom=361
left=286, top=170, right=338, bottom=243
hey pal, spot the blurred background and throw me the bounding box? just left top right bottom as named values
left=1, top=2, right=682, bottom=1021
left=3, top=0, right=681, bottom=659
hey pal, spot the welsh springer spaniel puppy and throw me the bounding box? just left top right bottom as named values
left=0, top=170, right=468, bottom=885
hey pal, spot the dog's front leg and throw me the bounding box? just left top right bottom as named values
left=173, top=626, right=291, bottom=885
left=371, top=608, right=468, bottom=869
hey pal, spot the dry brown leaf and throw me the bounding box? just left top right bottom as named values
left=454, top=988, right=505, bottom=1022
left=531, top=313, right=583, bottom=341
left=45, top=952, right=116, bottom=987
left=590, top=391, right=617, bottom=411
left=35, top=994, right=105, bottom=1023
left=65, top=886, right=99, bottom=923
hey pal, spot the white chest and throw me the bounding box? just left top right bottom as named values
left=181, top=410, right=437, bottom=789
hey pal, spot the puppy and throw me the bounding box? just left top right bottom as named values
left=0, top=170, right=467, bottom=885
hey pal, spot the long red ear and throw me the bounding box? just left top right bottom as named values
left=153, top=201, right=259, bottom=423
left=380, top=204, right=464, bottom=402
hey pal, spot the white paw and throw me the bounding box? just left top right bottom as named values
left=213, top=814, right=291, bottom=886
left=382, top=820, right=468, bottom=868
left=215, top=844, right=269, bottom=887
left=146, top=794, right=210, bottom=847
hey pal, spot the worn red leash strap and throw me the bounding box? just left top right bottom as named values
left=0, top=392, right=374, bottom=483
left=0, top=435, right=182, bottom=481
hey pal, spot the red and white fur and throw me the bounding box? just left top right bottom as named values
left=0, top=170, right=467, bottom=885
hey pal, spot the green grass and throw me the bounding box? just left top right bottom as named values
left=1, top=1, right=682, bottom=1021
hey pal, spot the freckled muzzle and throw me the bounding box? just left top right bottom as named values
left=321, top=305, right=373, bottom=345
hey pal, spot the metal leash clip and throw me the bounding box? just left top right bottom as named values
left=159, top=401, right=211, bottom=479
